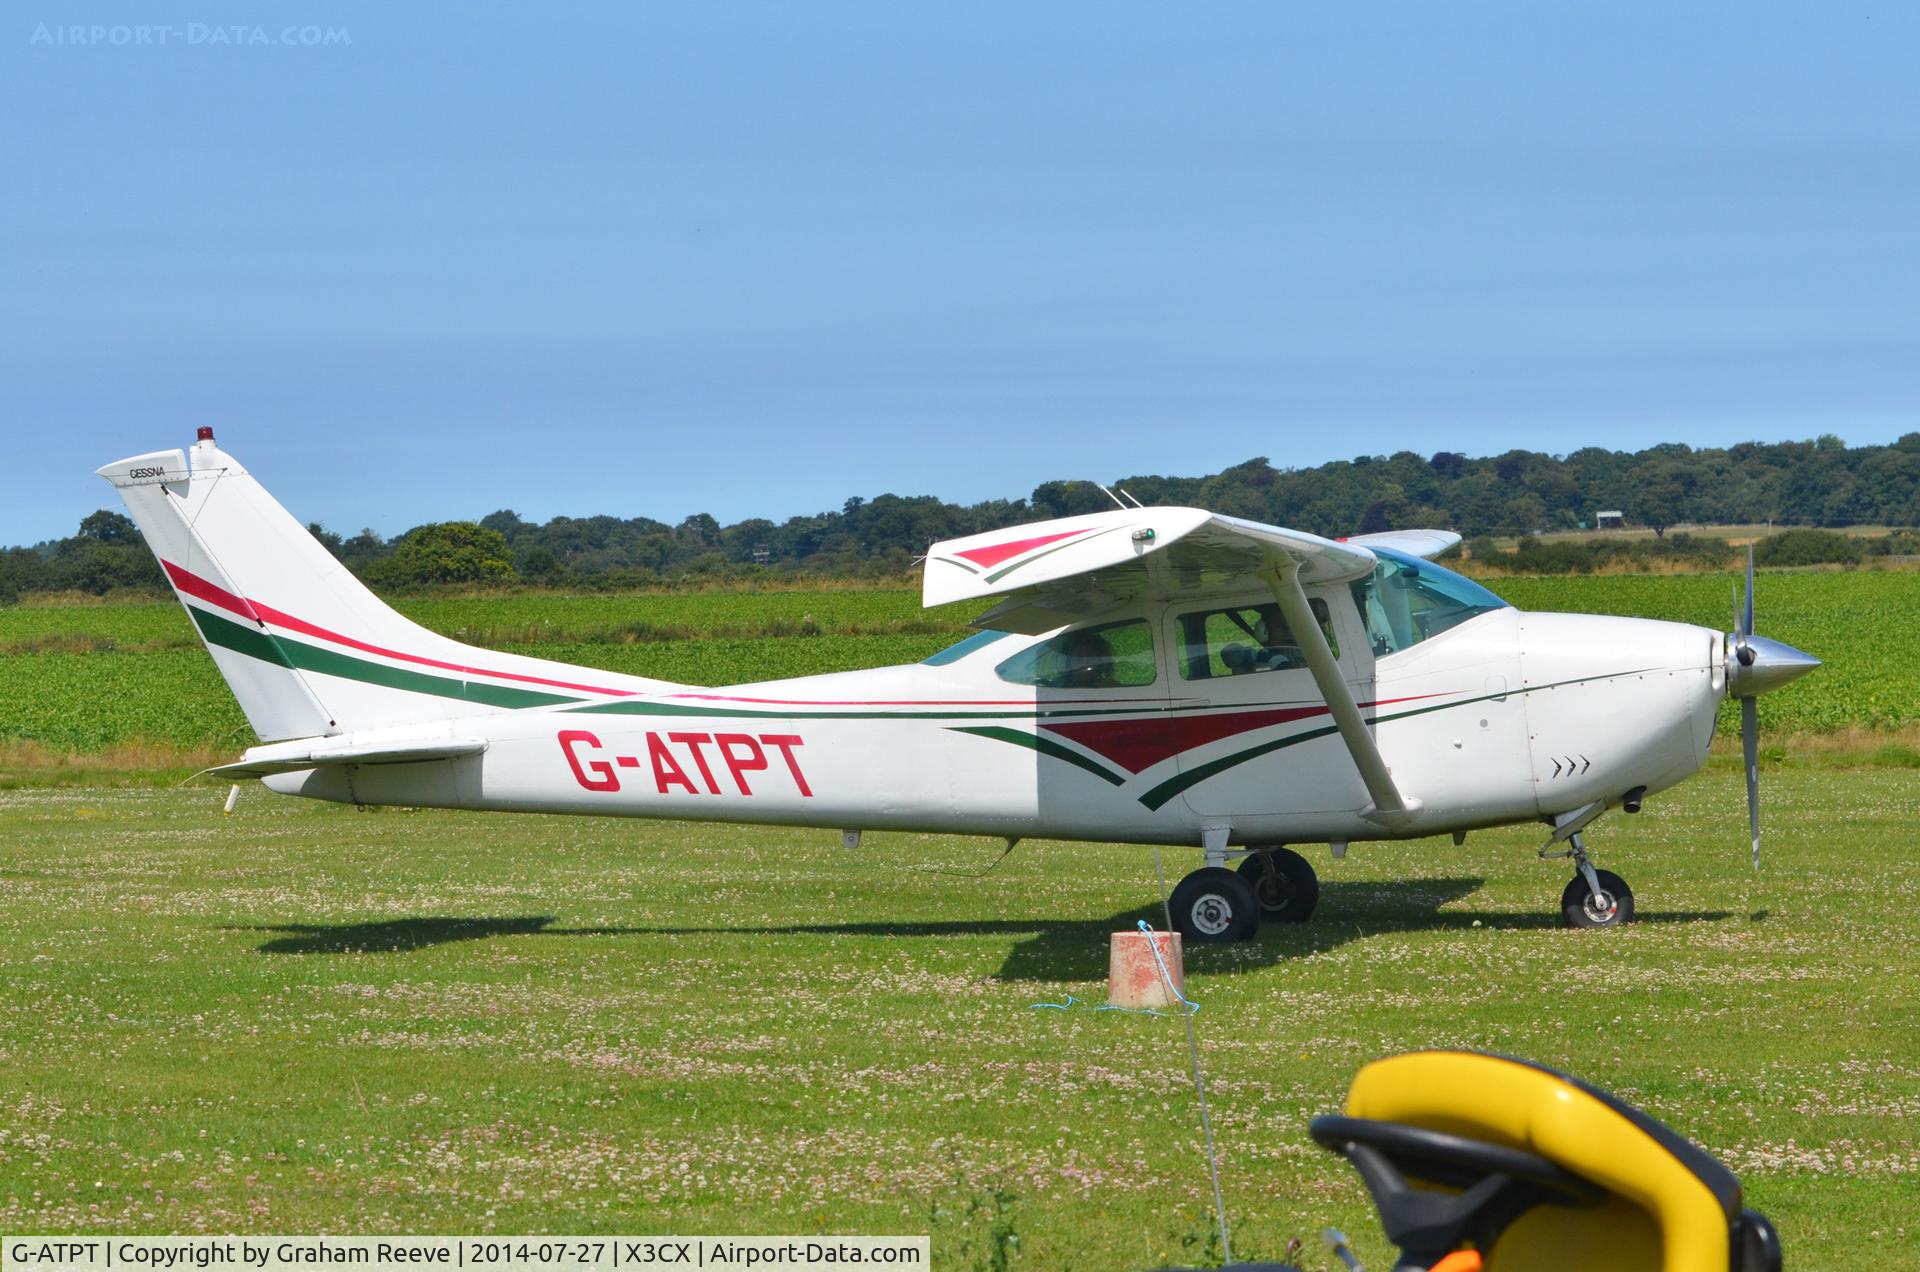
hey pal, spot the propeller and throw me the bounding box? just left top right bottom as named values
left=1735, top=547, right=1759, bottom=869
left=1725, top=544, right=1820, bottom=869
left=1742, top=695, right=1760, bottom=870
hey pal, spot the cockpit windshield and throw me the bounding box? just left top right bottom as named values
left=1349, top=547, right=1508, bottom=656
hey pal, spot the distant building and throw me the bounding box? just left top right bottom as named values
left=1595, top=510, right=1625, bottom=530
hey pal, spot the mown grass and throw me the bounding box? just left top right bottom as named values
left=0, top=772, right=1913, bottom=1267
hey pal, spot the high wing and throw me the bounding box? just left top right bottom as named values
left=923, top=507, right=1379, bottom=635
left=1344, top=529, right=1462, bottom=560
left=923, top=508, right=1462, bottom=828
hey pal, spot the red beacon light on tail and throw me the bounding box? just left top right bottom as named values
left=196, top=427, right=215, bottom=442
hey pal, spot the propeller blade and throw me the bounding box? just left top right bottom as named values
left=1742, top=694, right=1761, bottom=870
left=1741, top=544, right=1755, bottom=640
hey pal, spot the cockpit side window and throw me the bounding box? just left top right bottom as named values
left=1349, top=547, right=1509, bottom=656
left=1176, top=599, right=1337, bottom=680
left=995, top=618, right=1157, bottom=689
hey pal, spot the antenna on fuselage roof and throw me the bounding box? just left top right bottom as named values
left=1117, top=487, right=1146, bottom=508
left=1091, top=483, right=1129, bottom=511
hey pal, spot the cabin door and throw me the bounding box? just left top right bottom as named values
left=1168, top=585, right=1375, bottom=821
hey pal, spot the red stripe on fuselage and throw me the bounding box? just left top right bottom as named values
left=161, top=559, right=639, bottom=698
left=1038, top=693, right=1453, bottom=773
left=666, top=692, right=1168, bottom=707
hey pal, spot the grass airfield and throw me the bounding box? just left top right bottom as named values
left=1, top=769, right=1915, bottom=1269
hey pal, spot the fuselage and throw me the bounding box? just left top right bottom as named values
left=267, top=560, right=1727, bottom=850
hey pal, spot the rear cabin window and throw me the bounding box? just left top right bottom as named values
left=922, top=629, right=1012, bottom=665
left=1177, top=600, right=1337, bottom=681
left=994, top=619, right=1158, bottom=689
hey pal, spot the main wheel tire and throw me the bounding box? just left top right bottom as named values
left=1561, top=868, right=1635, bottom=929
left=1168, top=867, right=1262, bottom=943
left=1237, top=847, right=1320, bottom=923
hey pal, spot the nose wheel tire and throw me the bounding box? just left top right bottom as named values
left=1168, top=867, right=1262, bottom=943
left=1561, top=868, right=1635, bottom=929
left=1237, top=847, right=1320, bottom=922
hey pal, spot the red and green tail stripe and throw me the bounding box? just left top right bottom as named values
left=165, top=559, right=636, bottom=708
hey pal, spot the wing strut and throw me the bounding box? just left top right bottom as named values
left=1265, top=559, right=1415, bottom=828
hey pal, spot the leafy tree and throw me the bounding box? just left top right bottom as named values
left=367, top=522, right=517, bottom=587
left=338, top=529, right=391, bottom=570
left=1634, top=464, right=1690, bottom=538
left=514, top=543, right=564, bottom=583
left=1463, top=535, right=1501, bottom=564
left=13, top=434, right=1920, bottom=597
left=1030, top=480, right=1113, bottom=519
left=77, top=509, right=138, bottom=545
left=32, top=510, right=164, bottom=594
left=1359, top=481, right=1409, bottom=533
left=1500, top=495, right=1549, bottom=537
left=480, top=509, right=528, bottom=541
left=49, top=539, right=162, bottom=593
left=1754, top=529, right=1861, bottom=567
left=674, top=513, right=722, bottom=549
left=0, top=546, right=49, bottom=601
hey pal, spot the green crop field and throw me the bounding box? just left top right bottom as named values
left=0, top=590, right=971, bottom=654
left=1492, top=572, right=1917, bottom=733
left=0, top=772, right=1914, bottom=1267
left=0, top=569, right=1910, bottom=762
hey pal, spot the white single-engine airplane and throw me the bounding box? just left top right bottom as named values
left=101, top=430, right=1820, bottom=943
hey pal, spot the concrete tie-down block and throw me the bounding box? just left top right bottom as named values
left=1108, top=929, right=1185, bottom=1011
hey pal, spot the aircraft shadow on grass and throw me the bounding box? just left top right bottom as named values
left=233, top=915, right=563, bottom=955
left=233, top=878, right=1736, bottom=977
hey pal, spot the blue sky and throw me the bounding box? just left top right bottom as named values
left=6, top=3, right=1917, bottom=544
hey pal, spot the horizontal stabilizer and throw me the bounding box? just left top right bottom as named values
left=207, top=737, right=488, bottom=781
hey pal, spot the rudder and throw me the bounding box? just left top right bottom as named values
left=99, top=429, right=679, bottom=742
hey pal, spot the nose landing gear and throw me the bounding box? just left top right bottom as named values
left=1540, top=801, right=1636, bottom=930
left=1560, top=858, right=1634, bottom=928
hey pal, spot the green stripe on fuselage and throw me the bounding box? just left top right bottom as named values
left=187, top=606, right=582, bottom=710
left=949, top=725, right=1127, bottom=786
left=564, top=698, right=1293, bottom=723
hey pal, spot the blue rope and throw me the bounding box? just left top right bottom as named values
left=1135, top=918, right=1201, bottom=1014
left=1028, top=920, right=1199, bottom=1017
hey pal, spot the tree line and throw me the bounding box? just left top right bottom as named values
left=8, top=433, right=1918, bottom=599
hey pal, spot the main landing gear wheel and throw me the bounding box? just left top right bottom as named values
left=1168, top=867, right=1261, bottom=944
left=1237, top=847, right=1320, bottom=923
left=1561, top=868, right=1635, bottom=929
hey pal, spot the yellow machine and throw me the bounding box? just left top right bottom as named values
left=1307, top=1050, right=1783, bottom=1272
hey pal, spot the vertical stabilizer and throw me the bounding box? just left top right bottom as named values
left=99, top=430, right=681, bottom=742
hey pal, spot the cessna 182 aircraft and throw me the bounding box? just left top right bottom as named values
left=100, top=430, right=1819, bottom=943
